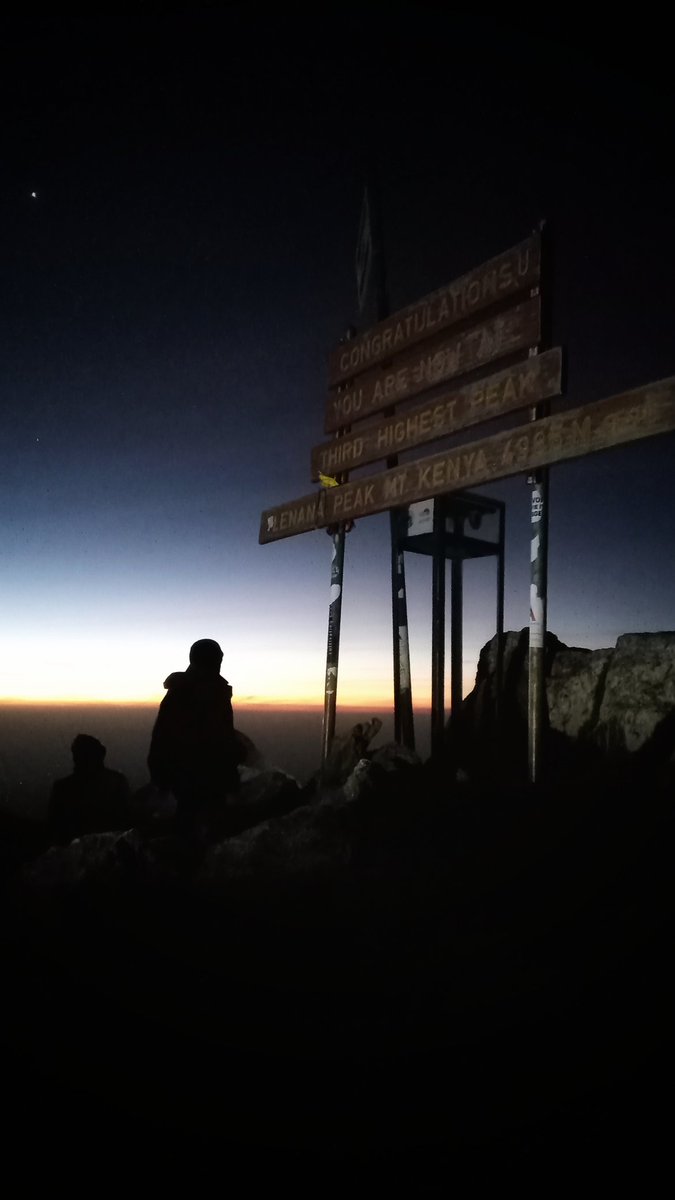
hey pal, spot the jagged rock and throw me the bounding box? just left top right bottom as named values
left=220, top=768, right=305, bottom=835
left=128, top=745, right=295, bottom=836
left=546, top=648, right=612, bottom=740
left=20, top=828, right=142, bottom=894
left=593, top=633, right=675, bottom=754
left=196, top=752, right=417, bottom=890
left=343, top=757, right=385, bottom=802
left=319, top=718, right=383, bottom=786
left=237, top=768, right=300, bottom=808
left=446, top=629, right=564, bottom=779
left=368, top=742, right=423, bottom=772
left=450, top=628, right=675, bottom=779
left=196, top=798, right=354, bottom=889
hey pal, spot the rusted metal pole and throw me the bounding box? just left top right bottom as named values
left=528, top=219, right=551, bottom=784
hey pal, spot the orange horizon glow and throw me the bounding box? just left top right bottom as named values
left=0, top=637, right=477, bottom=707
left=0, top=693, right=441, bottom=709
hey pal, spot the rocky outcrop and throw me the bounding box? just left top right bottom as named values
left=196, top=793, right=354, bottom=891
left=546, top=647, right=612, bottom=740
left=590, top=633, right=675, bottom=755
left=316, top=717, right=383, bottom=786
left=11, top=740, right=416, bottom=904
left=448, top=628, right=675, bottom=780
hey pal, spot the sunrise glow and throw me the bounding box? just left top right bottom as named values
left=0, top=630, right=476, bottom=707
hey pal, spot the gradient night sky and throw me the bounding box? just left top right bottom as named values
left=1, top=11, right=674, bottom=707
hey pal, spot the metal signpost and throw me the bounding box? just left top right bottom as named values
left=396, top=491, right=506, bottom=756
left=322, top=521, right=345, bottom=766
left=312, top=351, right=562, bottom=480
left=260, top=220, right=675, bottom=781
left=527, top=221, right=552, bottom=783
left=320, top=330, right=354, bottom=768
left=364, top=182, right=415, bottom=751
left=261, top=379, right=675, bottom=540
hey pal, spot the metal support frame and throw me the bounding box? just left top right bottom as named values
left=399, top=490, right=505, bottom=759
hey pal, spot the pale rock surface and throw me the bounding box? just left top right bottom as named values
left=593, top=633, right=675, bottom=753
left=546, top=648, right=612, bottom=740
left=454, top=628, right=675, bottom=771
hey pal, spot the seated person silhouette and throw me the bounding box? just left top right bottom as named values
left=49, top=734, right=132, bottom=845
left=147, top=638, right=241, bottom=841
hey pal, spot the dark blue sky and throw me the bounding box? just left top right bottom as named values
left=1, top=10, right=674, bottom=705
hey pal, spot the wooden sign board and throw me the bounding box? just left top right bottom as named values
left=313, top=348, right=562, bottom=480
left=260, top=375, right=675, bottom=543
left=325, top=297, right=541, bottom=433
left=327, top=232, right=541, bottom=388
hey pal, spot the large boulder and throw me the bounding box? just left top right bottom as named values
left=448, top=628, right=675, bottom=781
left=15, top=745, right=418, bottom=910
left=446, top=628, right=564, bottom=780
left=546, top=647, right=612, bottom=740
left=591, top=633, right=675, bottom=755
left=195, top=796, right=355, bottom=892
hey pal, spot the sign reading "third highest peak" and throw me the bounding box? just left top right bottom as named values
left=313, top=349, right=562, bottom=480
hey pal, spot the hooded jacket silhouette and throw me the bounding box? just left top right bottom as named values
left=49, top=734, right=131, bottom=844
left=148, top=639, right=241, bottom=808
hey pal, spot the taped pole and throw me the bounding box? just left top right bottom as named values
left=495, top=502, right=506, bottom=722
left=450, top=514, right=464, bottom=720
left=321, top=329, right=354, bottom=771
left=322, top=522, right=346, bottom=769
left=528, top=472, right=548, bottom=782
left=391, top=515, right=414, bottom=747
left=368, top=178, right=415, bottom=750
left=431, top=497, right=446, bottom=758
left=528, top=219, right=552, bottom=784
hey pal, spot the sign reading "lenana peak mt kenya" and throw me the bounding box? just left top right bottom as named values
left=262, top=229, right=548, bottom=543
left=326, top=232, right=540, bottom=388
left=261, top=378, right=675, bottom=542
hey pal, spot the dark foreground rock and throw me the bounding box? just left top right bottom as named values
left=2, top=752, right=674, bottom=1166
